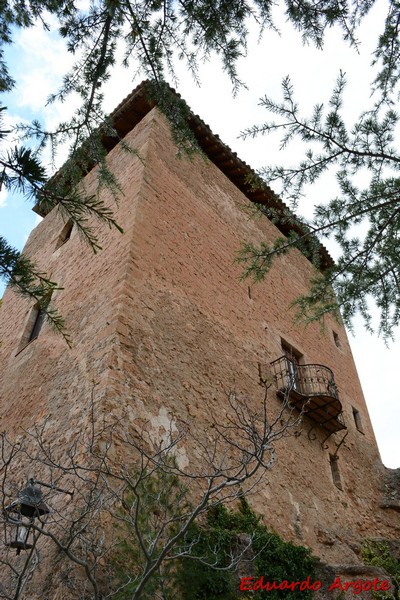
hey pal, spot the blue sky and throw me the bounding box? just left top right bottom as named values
left=0, top=24, right=69, bottom=290
left=0, top=1, right=399, bottom=467
left=0, top=194, right=39, bottom=252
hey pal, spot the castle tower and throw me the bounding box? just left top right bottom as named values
left=0, top=82, right=398, bottom=593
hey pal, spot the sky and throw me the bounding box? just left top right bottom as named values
left=0, top=0, right=399, bottom=468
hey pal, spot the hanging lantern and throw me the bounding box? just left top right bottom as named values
left=3, top=511, right=34, bottom=555
left=3, top=480, right=50, bottom=555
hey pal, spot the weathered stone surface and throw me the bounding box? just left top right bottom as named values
left=314, top=561, right=395, bottom=600
left=381, top=468, right=400, bottom=511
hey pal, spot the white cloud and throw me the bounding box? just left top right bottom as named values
left=11, top=18, right=79, bottom=138
left=348, top=325, right=400, bottom=469
left=0, top=188, right=7, bottom=208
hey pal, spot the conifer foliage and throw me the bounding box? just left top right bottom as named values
left=241, top=2, right=400, bottom=340
left=0, top=1, right=399, bottom=337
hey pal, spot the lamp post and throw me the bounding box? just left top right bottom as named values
left=3, top=479, right=53, bottom=555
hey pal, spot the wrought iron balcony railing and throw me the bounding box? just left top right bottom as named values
left=270, top=356, right=346, bottom=435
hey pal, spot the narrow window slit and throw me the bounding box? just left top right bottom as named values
left=329, top=454, right=343, bottom=490
left=352, top=407, right=364, bottom=433
left=333, top=331, right=341, bottom=348
left=55, top=220, right=73, bottom=250
left=28, top=305, right=46, bottom=342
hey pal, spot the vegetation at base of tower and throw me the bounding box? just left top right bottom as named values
left=362, top=540, right=400, bottom=599
left=174, top=500, right=316, bottom=600
left=112, top=496, right=316, bottom=600
left=0, top=382, right=303, bottom=600
left=1, top=1, right=400, bottom=339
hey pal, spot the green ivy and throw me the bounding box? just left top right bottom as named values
left=111, top=472, right=317, bottom=600
left=174, top=498, right=317, bottom=599
left=362, top=540, right=400, bottom=600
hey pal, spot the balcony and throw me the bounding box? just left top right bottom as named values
left=270, top=356, right=346, bottom=434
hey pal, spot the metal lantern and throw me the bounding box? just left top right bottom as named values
left=3, top=511, right=34, bottom=555
left=3, top=480, right=50, bottom=555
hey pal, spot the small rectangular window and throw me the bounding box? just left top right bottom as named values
left=28, top=305, right=46, bottom=342
left=15, top=294, right=53, bottom=355
left=329, top=454, right=342, bottom=490
left=352, top=407, right=364, bottom=433
left=281, top=341, right=303, bottom=392
left=281, top=341, right=302, bottom=363
left=333, top=331, right=341, bottom=348
left=24, top=293, right=52, bottom=345
left=55, top=220, right=73, bottom=250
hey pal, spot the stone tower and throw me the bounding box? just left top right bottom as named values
left=0, top=82, right=398, bottom=595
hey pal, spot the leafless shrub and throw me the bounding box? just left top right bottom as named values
left=0, top=380, right=301, bottom=599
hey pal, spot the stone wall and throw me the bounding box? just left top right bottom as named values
left=0, top=105, right=399, bottom=596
